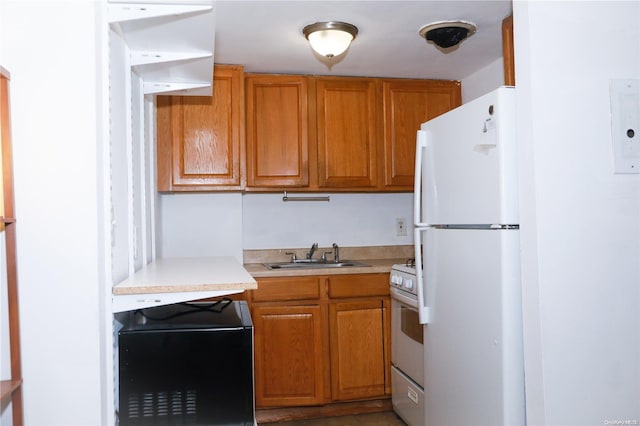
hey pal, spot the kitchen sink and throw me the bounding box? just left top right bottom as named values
left=263, top=260, right=370, bottom=270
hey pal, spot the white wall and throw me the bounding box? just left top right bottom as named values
left=156, top=24, right=509, bottom=259
left=461, top=57, right=505, bottom=103
left=514, top=2, right=640, bottom=425
left=159, top=193, right=244, bottom=260
left=0, top=1, right=104, bottom=425
left=242, top=193, right=413, bottom=249
left=158, top=192, right=413, bottom=258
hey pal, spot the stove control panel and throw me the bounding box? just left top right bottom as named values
left=390, top=265, right=418, bottom=296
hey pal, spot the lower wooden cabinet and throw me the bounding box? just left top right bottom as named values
left=329, top=299, right=389, bottom=401
left=252, top=304, right=325, bottom=407
left=248, top=273, right=390, bottom=408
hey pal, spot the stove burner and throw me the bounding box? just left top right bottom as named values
left=405, top=258, right=416, bottom=268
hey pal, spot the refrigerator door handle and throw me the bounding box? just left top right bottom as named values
left=414, top=130, right=429, bottom=228
left=414, top=227, right=431, bottom=324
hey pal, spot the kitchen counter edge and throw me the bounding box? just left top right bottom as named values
left=113, top=256, right=257, bottom=295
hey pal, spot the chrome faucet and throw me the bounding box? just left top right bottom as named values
left=307, top=242, right=318, bottom=259
left=332, top=243, right=340, bottom=263
left=285, top=252, right=297, bottom=262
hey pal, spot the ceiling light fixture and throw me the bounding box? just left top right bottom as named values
left=303, top=21, right=358, bottom=58
left=419, top=20, right=477, bottom=49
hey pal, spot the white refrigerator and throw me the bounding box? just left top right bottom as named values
left=413, top=87, right=526, bottom=425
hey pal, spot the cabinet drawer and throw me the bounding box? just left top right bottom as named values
left=328, top=273, right=389, bottom=299
left=251, top=276, right=321, bottom=302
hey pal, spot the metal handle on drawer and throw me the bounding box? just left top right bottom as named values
left=408, top=387, right=419, bottom=404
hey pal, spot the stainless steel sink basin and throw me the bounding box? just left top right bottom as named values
left=263, top=260, right=370, bottom=270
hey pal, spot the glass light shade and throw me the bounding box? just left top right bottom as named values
left=306, top=27, right=355, bottom=58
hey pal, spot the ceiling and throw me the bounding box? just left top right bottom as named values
left=213, top=0, right=513, bottom=81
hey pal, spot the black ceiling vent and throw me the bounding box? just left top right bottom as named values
left=419, top=21, right=477, bottom=49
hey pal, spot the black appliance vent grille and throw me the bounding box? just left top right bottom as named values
left=124, top=390, right=197, bottom=425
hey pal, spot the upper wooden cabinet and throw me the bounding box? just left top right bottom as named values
left=158, top=66, right=461, bottom=192
left=382, top=80, right=461, bottom=190
left=245, top=75, right=382, bottom=191
left=245, top=75, right=309, bottom=187
left=245, top=75, right=459, bottom=192
left=315, top=77, right=379, bottom=189
left=157, top=64, right=244, bottom=191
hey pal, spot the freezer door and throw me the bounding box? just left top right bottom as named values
left=420, top=227, right=525, bottom=426
left=417, top=87, right=517, bottom=226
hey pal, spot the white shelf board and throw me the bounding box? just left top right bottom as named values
left=112, top=256, right=257, bottom=312
left=108, top=1, right=215, bottom=96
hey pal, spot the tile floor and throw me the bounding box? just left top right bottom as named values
left=261, top=411, right=407, bottom=426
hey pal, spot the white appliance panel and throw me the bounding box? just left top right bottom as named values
left=417, top=87, right=517, bottom=226
left=421, top=226, right=524, bottom=426
left=392, top=366, right=425, bottom=426
left=391, top=295, right=424, bottom=388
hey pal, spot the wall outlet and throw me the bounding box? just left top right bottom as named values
left=396, top=218, right=407, bottom=236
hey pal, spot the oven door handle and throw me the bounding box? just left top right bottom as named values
left=390, top=287, right=419, bottom=309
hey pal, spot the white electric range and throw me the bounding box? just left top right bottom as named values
left=390, top=261, right=425, bottom=426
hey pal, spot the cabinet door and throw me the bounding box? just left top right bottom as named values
left=246, top=75, right=309, bottom=188
left=382, top=80, right=461, bottom=189
left=157, top=65, right=244, bottom=191
left=252, top=304, right=325, bottom=407
left=316, top=78, right=379, bottom=189
left=329, top=299, right=389, bottom=401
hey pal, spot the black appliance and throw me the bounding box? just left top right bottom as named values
left=118, top=300, right=254, bottom=426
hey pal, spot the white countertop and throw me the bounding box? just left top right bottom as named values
left=112, top=256, right=257, bottom=313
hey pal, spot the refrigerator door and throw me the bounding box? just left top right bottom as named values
left=416, top=87, right=517, bottom=227
left=413, top=226, right=431, bottom=324
left=421, top=227, right=524, bottom=426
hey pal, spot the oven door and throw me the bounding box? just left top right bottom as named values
left=391, top=287, right=424, bottom=388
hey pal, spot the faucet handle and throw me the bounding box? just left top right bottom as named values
left=321, top=251, right=332, bottom=262
left=285, top=252, right=297, bottom=262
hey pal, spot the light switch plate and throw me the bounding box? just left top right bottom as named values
left=610, top=79, right=640, bottom=174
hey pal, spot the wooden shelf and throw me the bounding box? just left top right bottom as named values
left=0, top=379, right=22, bottom=401
left=1, top=66, right=23, bottom=425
